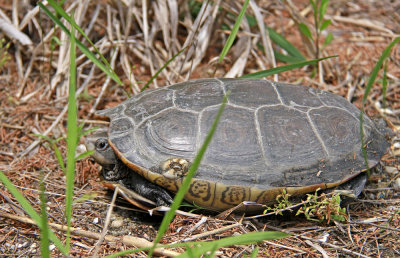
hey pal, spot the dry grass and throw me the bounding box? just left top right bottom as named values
left=0, top=0, right=399, bottom=256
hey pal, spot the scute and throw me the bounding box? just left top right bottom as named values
left=100, top=78, right=390, bottom=212
left=172, top=79, right=225, bottom=111
left=222, top=79, right=280, bottom=108
left=200, top=105, right=264, bottom=167
left=136, top=108, right=198, bottom=158
left=317, top=89, right=362, bottom=115
left=124, top=89, right=173, bottom=124
left=309, top=107, right=361, bottom=156
left=275, top=82, right=323, bottom=107
left=109, top=117, right=134, bottom=135
left=257, top=105, right=326, bottom=167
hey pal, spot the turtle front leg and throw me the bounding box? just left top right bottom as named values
left=103, top=160, right=173, bottom=207
left=123, top=172, right=174, bottom=207
left=113, top=161, right=173, bottom=207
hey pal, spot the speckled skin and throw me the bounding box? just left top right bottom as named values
left=96, top=78, right=389, bottom=212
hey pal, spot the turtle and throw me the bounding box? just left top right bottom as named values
left=86, top=78, right=390, bottom=213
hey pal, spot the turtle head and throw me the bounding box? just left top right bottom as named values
left=85, top=129, right=117, bottom=171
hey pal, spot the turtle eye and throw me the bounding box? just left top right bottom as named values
left=95, top=138, right=109, bottom=151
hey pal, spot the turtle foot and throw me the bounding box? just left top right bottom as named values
left=125, top=169, right=174, bottom=207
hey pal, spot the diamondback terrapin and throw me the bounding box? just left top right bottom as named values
left=86, top=78, right=390, bottom=212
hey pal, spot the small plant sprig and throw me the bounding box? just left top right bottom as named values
left=0, top=38, right=10, bottom=69
left=296, top=191, right=347, bottom=223
left=261, top=189, right=347, bottom=223
left=298, top=0, right=333, bottom=60
left=263, top=189, right=295, bottom=215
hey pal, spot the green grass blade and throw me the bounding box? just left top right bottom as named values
left=32, top=134, right=66, bottom=171
left=75, top=150, right=94, bottom=161
left=230, top=11, right=305, bottom=63
left=382, top=60, right=388, bottom=108
left=0, top=171, right=67, bottom=254
left=37, top=2, right=122, bottom=85
left=46, top=0, right=92, bottom=46
left=267, top=27, right=306, bottom=62
left=298, top=23, right=313, bottom=40
left=219, top=0, right=250, bottom=62
left=240, top=56, right=335, bottom=79
left=359, top=36, right=400, bottom=173
left=250, top=247, right=259, bottom=258
left=320, top=19, right=331, bottom=32
left=45, top=0, right=117, bottom=78
left=362, top=37, right=400, bottom=103
left=78, top=127, right=99, bottom=139
left=204, top=243, right=218, bottom=258
left=141, top=46, right=187, bottom=92
left=39, top=174, right=50, bottom=258
left=273, top=51, right=304, bottom=63
left=0, top=38, right=10, bottom=69
left=105, top=230, right=288, bottom=257
left=176, top=231, right=289, bottom=257
left=148, top=92, right=230, bottom=257
left=64, top=19, right=78, bottom=252
left=322, top=32, right=333, bottom=48
left=73, top=193, right=97, bottom=204
left=319, top=0, right=330, bottom=23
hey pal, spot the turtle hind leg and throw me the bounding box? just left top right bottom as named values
left=335, top=173, right=368, bottom=199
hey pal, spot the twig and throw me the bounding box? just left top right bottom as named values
left=0, top=18, right=32, bottom=45
left=263, top=240, right=305, bottom=253
left=249, top=0, right=275, bottom=70
left=181, top=222, right=242, bottom=243
left=19, top=2, right=44, bottom=30
left=327, top=15, right=396, bottom=36
left=142, top=0, right=157, bottom=88
left=0, top=190, right=25, bottom=216
left=91, top=185, right=119, bottom=256
left=305, top=240, right=329, bottom=258
left=225, top=2, right=251, bottom=78
left=352, top=222, right=400, bottom=233
left=264, top=224, right=371, bottom=258
left=42, top=115, right=109, bottom=125
left=182, top=216, right=208, bottom=236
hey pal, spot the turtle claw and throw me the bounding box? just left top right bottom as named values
left=155, top=190, right=174, bottom=207
left=134, top=181, right=173, bottom=207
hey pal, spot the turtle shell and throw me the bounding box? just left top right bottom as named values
left=98, top=78, right=389, bottom=211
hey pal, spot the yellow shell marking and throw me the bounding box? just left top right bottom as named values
left=161, top=158, right=190, bottom=179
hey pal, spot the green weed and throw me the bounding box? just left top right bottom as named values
left=0, top=38, right=10, bottom=70
left=298, top=0, right=333, bottom=60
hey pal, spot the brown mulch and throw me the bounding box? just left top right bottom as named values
left=0, top=0, right=399, bottom=257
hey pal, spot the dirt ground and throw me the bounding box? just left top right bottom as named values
left=0, top=0, right=399, bottom=257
